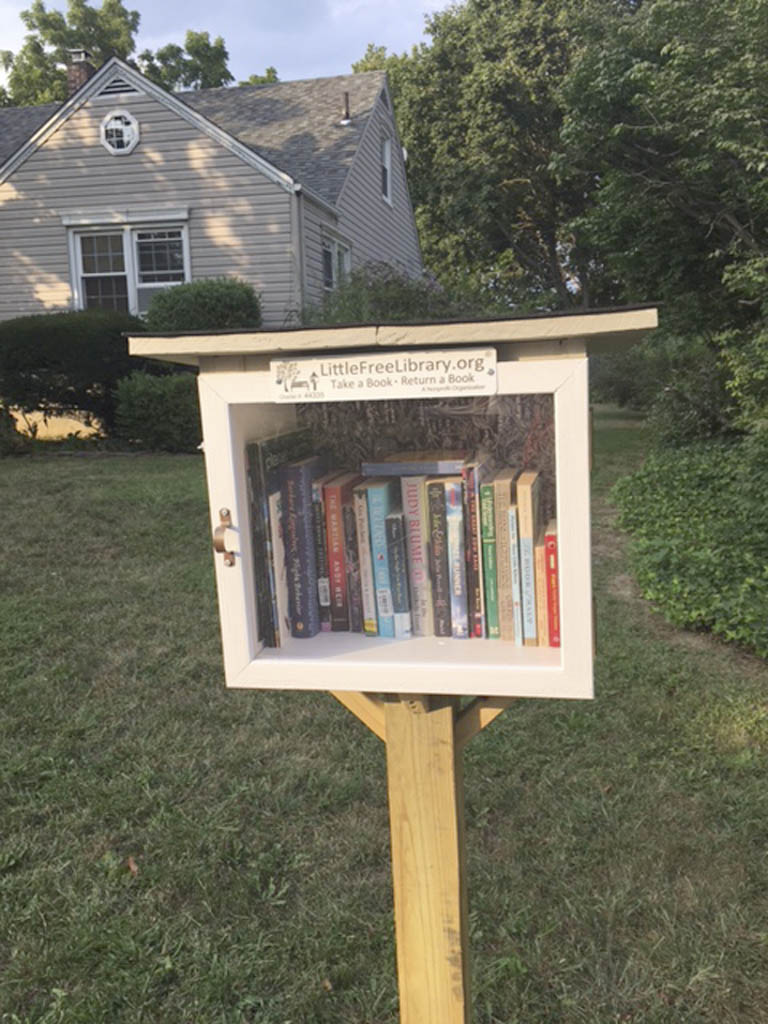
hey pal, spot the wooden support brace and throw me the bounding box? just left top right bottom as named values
left=455, top=696, right=515, bottom=751
left=329, top=691, right=386, bottom=741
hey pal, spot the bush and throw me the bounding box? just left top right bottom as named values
left=145, top=278, right=262, bottom=332
left=613, top=436, right=768, bottom=657
left=0, top=406, right=30, bottom=456
left=0, top=310, right=147, bottom=432
left=302, top=261, right=503, bottom=325
left=114, top=372, right=201, bottom=452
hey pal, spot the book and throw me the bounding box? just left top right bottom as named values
left=426, top=477, right=452, bottom=637
left=365, top=478, right=400, bottom=638
left=507, top=504, right=524, bottom=647
left=268, top=489, right=289, bottom=646
left=324, top=471, right=362, bottom=631
left=462, top=452, right=496, bottom=638
left=362, top=450, right=468, bottom=476
left=312, top=470, right=341, bottom=632
left=544, top=518, right=561, bottom=647
left=245, top=429, right=312, bottom=647
left=516, top=470, right=542, bottom=647
left=342, top=502, right=363, bottom=633
left=385, top=509, right=413, bottom=638
left=493, top=467, right=520, bottom=642
left=445, top=476, right=469, bottom=638
left=280, top=454, right=325, bottom=638
left=400, top=475, right=434, bottom=636
left=353, top=482, right=378, bottom=636
left=479, top=479, right=499, bottom=638
left=534, top=528, right=549, bottom=647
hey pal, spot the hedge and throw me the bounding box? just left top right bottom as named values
left=145, top=278, right=262, bottom=332
left=114, top=372, right=201, bottom=453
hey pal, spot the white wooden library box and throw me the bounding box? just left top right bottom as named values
left=129, top=307, right=657, bottom=700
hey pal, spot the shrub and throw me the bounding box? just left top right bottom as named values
left=302, top=262, right=503, bottom=326
left=613, top=437, right=768, bottom=657
left=0, top=310, right=147, bottom=432
left=145, top=278, right=262, bottom=332
left=114, top=372, right=201, bottom=452
left=0, top=406, right=30, bottom=456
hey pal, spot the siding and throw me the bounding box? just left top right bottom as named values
left=0, top=89, right=294, bottom=326
left=335, top=94, right=422, bottom=279
left=301, top=195, right=339, bottom=311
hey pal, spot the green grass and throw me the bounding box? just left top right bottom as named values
left=2, top=419, right=768, bottom=1022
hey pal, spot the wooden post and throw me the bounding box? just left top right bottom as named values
left=384, top=695, right=470, bottom=1024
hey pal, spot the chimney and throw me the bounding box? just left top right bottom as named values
left=66, top=49, right=96, bottom=95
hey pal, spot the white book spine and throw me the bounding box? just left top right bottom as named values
left=354, top=489, right=378, bottom=635
left=268, top=490, right=288, bottom=647
left=400, top=476, right=434, bottom=636
left=508, top=505, right=524, bottom=647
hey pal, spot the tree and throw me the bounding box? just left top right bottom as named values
left=137, top=31, right=234, bottom=92
left=239, top=67, right=279, bottom=87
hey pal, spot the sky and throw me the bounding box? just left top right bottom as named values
left=0, top=0, right=447, bottom=87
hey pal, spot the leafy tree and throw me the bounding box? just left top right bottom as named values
left=137, top=31, right=234, bottom=91
left=239, top=67, right=279, bottom=87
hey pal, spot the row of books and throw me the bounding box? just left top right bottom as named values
left=245, top=434, right=560, bottom=647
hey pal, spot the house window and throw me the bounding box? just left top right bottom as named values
left=381, top=136, right=392, bottom=204
left=322, top=237, right=351, bottom=291
left=100, top=110, right=140, bottom=155
left=73, top=225, right=189, bottom=314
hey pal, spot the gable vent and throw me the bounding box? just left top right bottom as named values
left=99, top=76, right=141, bottom=97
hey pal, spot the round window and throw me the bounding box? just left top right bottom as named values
left=100, top=110, right=140, bottom=155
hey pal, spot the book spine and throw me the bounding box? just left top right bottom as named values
left=312, top=479, right=332, bottom=632
left=520, top=533, right=537, bottom=645
left=400, top=476, right=433, bottom=636
left=245, top=443, right=276, bottom=647
left=386, top=513, right=413, bottom=638
left=494, top=481, right=515, bottom=642
left=508, top=506, right=524, bottom=647
left=479, top=482, right=499, bottom=638
left=280, top=462, right=320, bottom=638
left=535, top=533, right=549, bottom=647
left=463, top=466, right=484, bottom=638
left=446, top=480, right=469, bottom=638
left=427, top=480, right=452, bottom=637
left=343, top=503, right=363, bottom=633
left=325, top=484, right=349, bottom=631
left=545, top=527, right=561, bottom=647
left=268, top=489, right=288, bottom=646
left=367, top=485, right=395, bottom=638
left=354, top=489, right=378, bottom=636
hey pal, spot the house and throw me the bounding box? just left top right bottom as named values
left=0, top=53, right=422, bottom=327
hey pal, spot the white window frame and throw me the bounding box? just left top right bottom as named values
left=321, top=236, right=351, bottom=292
left=381, top=135, right=392, bottom=205
left=100, top=109, right=140, bottom=156
left=67, top=222, right=191, bottom=315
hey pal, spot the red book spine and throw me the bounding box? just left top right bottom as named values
left=545, top=526, right=560, bottom=647
left=325, top=483, right=348, bottom=630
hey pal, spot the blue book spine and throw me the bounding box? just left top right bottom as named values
left=366, top=480, right=398, bottom=638
left=280, top=456, right=323, bottom=638
left=520, top=534, right=537, bottom=643
left=508, top=506, right=524, bottom=647
left=445, top=479, right=469, bottom=639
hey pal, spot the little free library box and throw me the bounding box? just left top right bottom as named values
left=129, top=307, right=657, bottom=702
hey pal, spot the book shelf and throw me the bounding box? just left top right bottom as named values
left=129, top=308, right=658, bottom=700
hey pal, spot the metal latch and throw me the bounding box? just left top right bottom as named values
left=213, top=508, right=236, bottom=566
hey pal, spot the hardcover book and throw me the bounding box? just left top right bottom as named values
left=312, top=470, right=341, bottom=632
left=445, top=476, right=469, bottom=638
left=426, top=477, right=452, bottom=637
left=534, top=528, right=549, bottom=647
left=245, top=429, right=312, bottom=647
left=353, top=482, right=378, bottom=636
left=479, top=480, right=499, bottom=638
left=507, top=504, right=524, bottom=647
left=280, top=454, right=325, bottom=638
left=516, top=470, right=542, bottom=647
left=493, top=467, right=520, bottom=642
left=544, top=518, right=561, bottom=647
left=462, top=452, right=496, bottom=638
left=365, top=478, right=400, bottom=638
left=324, top=471, right=363, bottom=631
left=400, top=475, right=434, bottom=636
left=362, top=450, right=468, bottom=476
left=385, top=509, right=413, bottom=638
left=342, top=502, right=364, bottom=633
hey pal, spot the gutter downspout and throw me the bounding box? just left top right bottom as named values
left=290, top=184, right=307, bottom=322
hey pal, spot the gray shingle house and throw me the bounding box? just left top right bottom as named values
left=0, top=54, right=422, bottom=326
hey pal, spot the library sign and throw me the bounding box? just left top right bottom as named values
left=270, top=347, right=497, bottom=402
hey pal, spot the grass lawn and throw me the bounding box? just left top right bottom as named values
left=2, top=411, right=768, bottom=1023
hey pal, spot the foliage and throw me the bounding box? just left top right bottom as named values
left=614, top=436, right=768, bottom=657
left=239, top=67, right=279, bottom=87
left=145, top=278, right=262, bottom=332
left=136, top=31, right=234, bottom=91
left=0, top=406, right=31, bottom=456
left=301, top=262, right=505, bottom=326
left=721, top=326, right=768, bottom=435
left=114, top=371, right=201, bottom=452
left=0, top=309, right=146, bottom=432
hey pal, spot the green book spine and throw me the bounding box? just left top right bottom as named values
left=479, top=482, right=500, bottom=638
